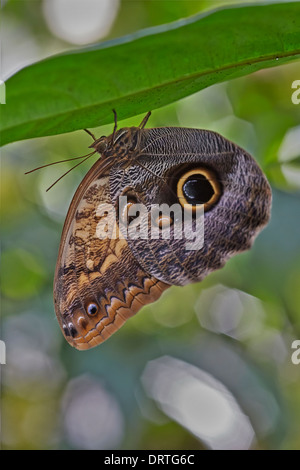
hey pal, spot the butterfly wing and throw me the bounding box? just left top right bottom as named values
left=54, top=126, right=271, bottom=350
left=118, top=127, right=272, bottom=285
left=54, top=157, right=168, bottom=350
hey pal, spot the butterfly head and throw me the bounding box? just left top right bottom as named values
left=89, top=135, right=109, bottom=154
left=89, top=128, right=141, bottom=160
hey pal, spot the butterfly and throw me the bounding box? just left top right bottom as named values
left=49, top=111, right=271, bottom=350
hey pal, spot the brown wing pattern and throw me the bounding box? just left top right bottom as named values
left=54, top=161, right=168, bottom=350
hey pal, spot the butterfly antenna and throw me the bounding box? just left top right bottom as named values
left=46, top=152, right=96, bottom=192
left=83, top=128, right=96, bottom=141
left=112, top=109, right=118, bottom=143
left=139, top=111, right=151, bottom=129
left=25, top=151, right=96, bottom=175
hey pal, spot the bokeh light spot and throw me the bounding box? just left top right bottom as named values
left=43, top=0, right=120, bottom=45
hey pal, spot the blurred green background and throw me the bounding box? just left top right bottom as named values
left=1, top=0, right=300, bottom=450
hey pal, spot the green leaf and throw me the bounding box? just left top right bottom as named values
left=1, top=2, right=300, bottom=146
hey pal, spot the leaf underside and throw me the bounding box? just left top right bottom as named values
left=1, top=2, right=300, bottom=147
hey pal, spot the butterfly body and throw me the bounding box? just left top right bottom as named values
left=54, top=116, right=271, bottom=350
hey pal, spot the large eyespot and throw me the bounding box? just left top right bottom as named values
left=177, top=168, right=221, bottom=211
left=86, top=302, right=98, bottom=316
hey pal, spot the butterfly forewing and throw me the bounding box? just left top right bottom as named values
left=54, top=132, right=169, bottom=350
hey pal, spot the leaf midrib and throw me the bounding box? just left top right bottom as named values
left=4, top=48, right=300, bottom=136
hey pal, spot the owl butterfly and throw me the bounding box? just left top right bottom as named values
left=54, top=112, right=271, bottom=350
